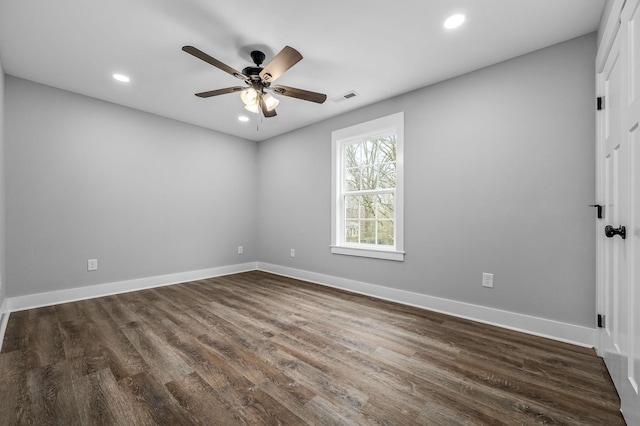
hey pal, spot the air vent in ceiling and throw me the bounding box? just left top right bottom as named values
left=332, top=90, right=359, bottom=103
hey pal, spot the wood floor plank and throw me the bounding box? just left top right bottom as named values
left=370, top=346, right=533, bottom=425
left=97, top=294, right=143, bottom=325
left=26, top=314, right=66, bottom=370
left=120, top=371, right=196, bottom=426
left=257, top=380, right=330, bottom=425
left=0, top=350, right=33, bottom=425
left=72, top=368, right=140, bottom=425
left=304, top=394, right=366, bottom=425
left=450, top=351, right=625, bottom=425
left=164, top=327, right=293, bottom=423
left=27, top=359, right=84, bottom=425
left=71, top=300, right=149, bottom=381
left=165, top=371, right=244, bottom=426
left=270, top=331, right=425, bottom=423
left=0, top=310, right=31, bottom=353
left=120, top=322, right=194, bottom=385
left=0, top=271, right=625, bottom=425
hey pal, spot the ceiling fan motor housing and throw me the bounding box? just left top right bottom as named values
left=250, top=50, right=266, bottom=66
left=242, top=51, right=267, bottom=81
left=242, top=66, right=263, bottom=80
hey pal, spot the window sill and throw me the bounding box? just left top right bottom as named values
left=330, top=245, right=405, bottom=262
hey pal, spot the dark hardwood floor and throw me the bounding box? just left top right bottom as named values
left=0, top=271, right=625, bottom=425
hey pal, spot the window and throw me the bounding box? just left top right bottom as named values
left=331, top=112, right=404, bottom=261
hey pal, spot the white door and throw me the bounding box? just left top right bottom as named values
left=598, top=21, right=625, bottom=400
left=597, top=0, right=640, bottom=423
left=619, top=0, right=640, bottom=422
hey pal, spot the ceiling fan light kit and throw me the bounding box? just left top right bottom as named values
left=262, top=93, right=279, bottom=111
left=239, top=87, right=278, bottom=113
left=182, top=45, right=327, bottom=119
left=240, top=87, right=258, bottom=108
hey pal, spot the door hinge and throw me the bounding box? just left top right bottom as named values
left=597, top=96, right=604, bottom=111
left=589, top=204, right=603, bottom=219
left=597, top=314, right=605, bottom=328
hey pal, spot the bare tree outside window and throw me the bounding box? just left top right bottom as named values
left=343, top=136, right=396, bottom=246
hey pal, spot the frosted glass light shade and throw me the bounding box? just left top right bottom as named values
left=241, top=88, right=258, bottom=105
left=244, top=103, right=260, bottom=113
left=263, top=93, right=279, bottom=111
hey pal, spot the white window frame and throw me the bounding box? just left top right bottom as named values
left=331, top=112, right=405, bottom=261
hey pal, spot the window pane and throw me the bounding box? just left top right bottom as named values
left=345, top=167, right=360, bottom=191
left=378, top=136, right=396, bottom=158
left=344, top=142, right=359, bottom=161
left=344, top=195, right=395, bottom=246
left=345, top=220, right=360, bottom=243
left=344, top=145, right=357, bottom=191
left=377, top=220, right=394, bottom=246
left=345, top=195, right=361, bottom=219
left=345, top=142, right=362, bottom=167
left=377, top=162, right=396, bottom=189
left=361, top=194, right=376, bottom=219
left=360, top=166, right=377, bottom=190
left=376, top=137, right=396, bottom=189
left=361, top=220, right=376, bottom=244
left=364, top=139, right=376, bottom=159
left=344, top=137, right=397, bottom=189
left=376, top=193, right=394, bottom=219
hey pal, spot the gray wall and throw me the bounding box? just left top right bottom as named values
left=6, top=77, right=258, bottom=297
left=0, top=58, right=5, bottom=306
left=3, top=33, right=597, bottom=329
left=257, top=33, right=597, bottom=327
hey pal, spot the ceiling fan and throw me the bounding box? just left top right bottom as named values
left=182, top=45, right=327, bottom=118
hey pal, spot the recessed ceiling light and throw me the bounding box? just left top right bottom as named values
left=112, top=73, right=130, bottom=83
left=238, top=116, right=249, bottom=122
left=444, top=14, right=466, bottom=30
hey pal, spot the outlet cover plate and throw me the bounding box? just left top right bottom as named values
left=88, top=259, right=98, bottom=271
left=482, top=272, right=494, bottom=288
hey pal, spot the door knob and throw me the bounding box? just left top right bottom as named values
left=605, top=225, right=626, bottom=239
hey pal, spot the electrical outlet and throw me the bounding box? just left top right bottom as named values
left=290, top=249, right=295, bottom=258
left=88, top=259, right=98, bottom=271
left=238, top=246, right=243, bottom=255
left=482, top=272, right=494, bottom=288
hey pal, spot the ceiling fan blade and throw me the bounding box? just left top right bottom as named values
left=195, top=87, right=245, bottom=98
left=260, top=95, right=277, bottom=118
left=259, top=46, right=303, bottom=83
left=182, top=46, right=248, bottom=81
left=271, top=85, right=327, bottom=104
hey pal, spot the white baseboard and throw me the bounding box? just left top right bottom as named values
left=0, top=261, right=596, bottom=351
left=6, top=262, right=258, bottom=313
left=257, top=262, right=597, bottom=348
left=0, top=298, right=9, bottom=353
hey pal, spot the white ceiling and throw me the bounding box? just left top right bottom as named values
left=0, top=0, right=605, bottom=142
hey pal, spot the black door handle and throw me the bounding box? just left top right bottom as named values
left=605, top=225, right=626, bottom=239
